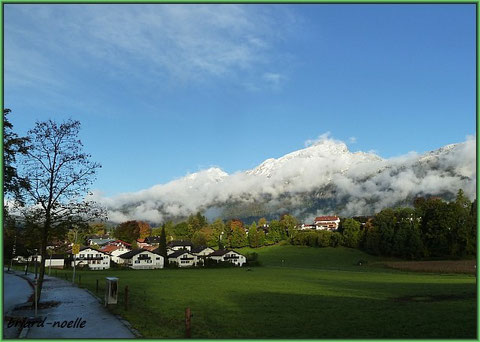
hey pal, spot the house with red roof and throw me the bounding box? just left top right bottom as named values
left=314, top=216, right=340, bottom=230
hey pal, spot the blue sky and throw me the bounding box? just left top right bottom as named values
left=4, top=4, right=476, bottom=196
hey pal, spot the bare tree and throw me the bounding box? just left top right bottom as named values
left=18, top=119, right=104, bottom=302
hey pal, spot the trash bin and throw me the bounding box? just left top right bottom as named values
left=105, top=277, right=119, bottom=306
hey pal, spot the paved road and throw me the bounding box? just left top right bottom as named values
left=4, top=271, right=33, bottom=314
left=15, top=272, right=136, bottom=338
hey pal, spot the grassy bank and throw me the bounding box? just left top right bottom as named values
left=18, top=246, right=476, bottom=338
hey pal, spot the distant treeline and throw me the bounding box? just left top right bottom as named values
left=112, top=189, right=475, bottom=260
left=8, top=188, right=473, bottom=262
left=293, top=189, right=477, bottom=259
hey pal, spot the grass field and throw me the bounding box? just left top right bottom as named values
left=30, top=245, right=476, bottom=338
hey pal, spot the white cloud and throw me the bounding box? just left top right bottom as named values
left=5, top=5, right=297, bottom=91
left=92, top=134, right=476, bottom=223
left=348, top=136, right=357, bottom=144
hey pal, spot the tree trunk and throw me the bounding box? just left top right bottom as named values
left=36, top=217, right=49, bottom=304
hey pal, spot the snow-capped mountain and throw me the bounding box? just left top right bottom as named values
left=95, top=136, right=476, bottom=224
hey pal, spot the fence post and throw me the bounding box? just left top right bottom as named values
left=96, top=279, right=99, bottom=294
left=124, top=285, right=129, bottom=311
left=185, top=307, right=191, bottom=338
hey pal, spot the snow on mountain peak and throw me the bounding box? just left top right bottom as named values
left=246, top=139, right=381, bottom=177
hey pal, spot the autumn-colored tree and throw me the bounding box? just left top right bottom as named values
left=258, top=217, right=267, bottom=227
left=115, top=220, right=150, bottom=243
left=138, top=221, right=151, bottom=239
left=227, top=219, right=247, bottom=248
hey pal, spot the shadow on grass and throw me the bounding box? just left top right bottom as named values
left=198, top=289, right=476, bottom=339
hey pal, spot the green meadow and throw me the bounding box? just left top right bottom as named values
left=45, top=245, right=476, bottom=338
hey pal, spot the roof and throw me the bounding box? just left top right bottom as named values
left=208, top=249, right=243, bottom=257
left=167, top=240, right=193, bottom=247
left=315, top=216, right=340, bottom=222
left=112, top=240, right=132, bottom=247
left=191, top=246, right=214, bottom=254
left=168, top=249, right=192, bottom=258
left=89, top=238, right=116, bottom=246
left=79, top=246, right=109, bottom=254
left=100, top=245, right=119, bottom=254
left=137, top=238, right=146, bottom=243
left=118, top=248, right=160, bottom=259
left=145, top=236, right=162, bottom=244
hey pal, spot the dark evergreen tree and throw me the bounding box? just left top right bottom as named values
left=159, top=226, right=168, bottom=266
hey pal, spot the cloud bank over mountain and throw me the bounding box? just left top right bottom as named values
left=92, top=134, right=476, bottom=223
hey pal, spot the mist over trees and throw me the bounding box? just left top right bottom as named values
left=118, top=190, right=476, bottom=261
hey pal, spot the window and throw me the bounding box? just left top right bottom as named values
left=156, top=257, right=160, bottom=260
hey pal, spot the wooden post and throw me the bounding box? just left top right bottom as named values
left=124, top=285, right=129, bottom=311
left=96, top=279, right=99, bottom=294
left=185, top=307, right=191, bottom=338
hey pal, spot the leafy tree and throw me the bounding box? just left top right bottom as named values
left=364, top=221, right=381, bottom=255
left=3, top=108, right=30, bottom=201
left=90, top=222, right=108, bottom=236
left=227, top=220, right=247, bottom=248
left=280, top=214, right=297, bottom=238
left=316, top=230, right=332, bottom=247
left=392, top=208, right=423, bottom=259
left=330, top=232, right=344, bottom=247
left=187, top=212, right=208, bottom=235
left=17, top=119, right=103, bottom=302
left=115, top=221, right=143, bottom=243
left=192, top=230, right=209, bottom=246
left=257, top=229, right=266, bottom=247
left=342, top=218, right=362, bottom=248
left=151, top=227, right=163, bottom=236
left=373, top=208, right=397, bottom=256
left=138, top=221, right=151, bottom=239
left=248, top=222, right=260, bottom=248
left=258, top=217, right=267, bottom=227
left=173, top=221, right=190, bottom=240
left=418, top=198, right=451, bottom=257
left=267, top=220, right=282, bottom=243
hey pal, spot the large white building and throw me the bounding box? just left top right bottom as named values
left=168, top=250, right=198, bottom=267
left=208, top=250, right=246, bottom=267
left=71, top=247, right=111, bottom=270
left=118, top=249, right=164, bottom=269
left=314, top=216, right=340, bottom=230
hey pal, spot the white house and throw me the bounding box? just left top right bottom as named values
left=167, top=240, right=193, bottom=251
left=168, top=250, right=198, bottom=267
left=71, top=247, right=110, bottom=270
left=191, top=246, right=215, bottom=256
left=191, top=246, right=215, bottom=266
left=207, top=250, right=246, bottom=267
left=118, top=249, right=164, bottom=269
left=100, top=244, right=132, bottom=264
left=314, top=216, right=340, bottom=230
